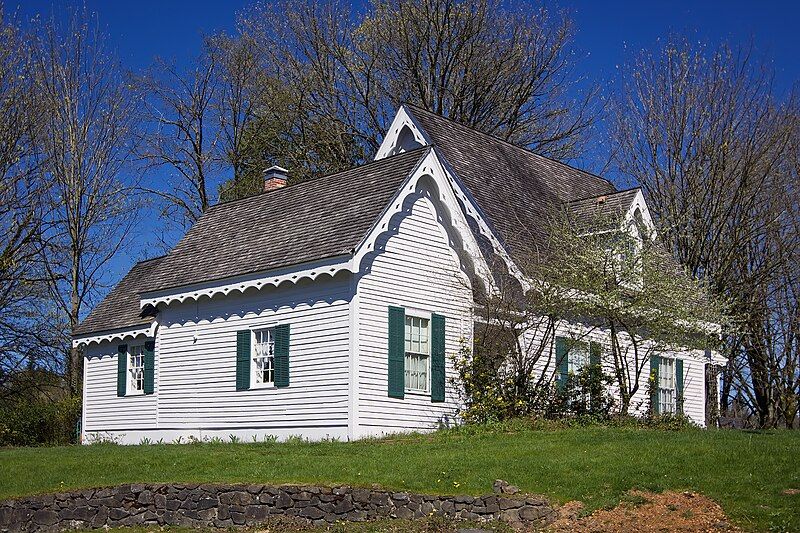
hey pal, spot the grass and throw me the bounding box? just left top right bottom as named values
left=0, top=424, right=798, bottom=532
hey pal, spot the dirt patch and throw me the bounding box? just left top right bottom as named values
left=548, top=491, right=740, bottom=532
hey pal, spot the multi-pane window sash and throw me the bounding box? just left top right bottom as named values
left=404, top=316, right=430, bottom=392
left=658, top=357, right=676, bottom=414
left=568, top=343, right=589, bottom=374
left=253, top=329, right=275, bottom=386
left=128, top=345, right=145, bottom=393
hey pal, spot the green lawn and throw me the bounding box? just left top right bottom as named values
left=0, top=425, right=798, bottom=532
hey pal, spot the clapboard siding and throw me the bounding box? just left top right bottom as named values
left=355, top=194, right=471, bottom=438
left=518, top=322, right=709, bottom=425
left=155, top=275, right=351, bottom=431
left=83, top=340, right=158, bottom=433
left=83, top=274, right=353, bottom=443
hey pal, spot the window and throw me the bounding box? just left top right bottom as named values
left=404, top=315, right=430, bottom=392
left=128, top=345, right=145, bottom=393
left=658, top=357, right=676, bottom=414
left=252, top=328, right=275, bottom=387
left=568, top=343, right=590, bottom=374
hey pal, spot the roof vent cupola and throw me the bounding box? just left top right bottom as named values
left=263, top=165, right=288, bottom=192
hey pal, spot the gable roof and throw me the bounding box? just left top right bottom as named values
left=73, top=256, right=163, bottom=336
left=567, top=188, right=641, bottom=232
left=404, top=105, right=617, bottom=262
left=143, top=147, right=430, bottom=294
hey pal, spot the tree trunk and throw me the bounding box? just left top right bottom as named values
left=705, top=364, right=720, bottom=428
left=746, top=342, right=773, bottom=428
left=68, top=256, right=82, bottom=397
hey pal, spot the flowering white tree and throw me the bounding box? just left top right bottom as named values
left=456, top=204, right=729, bottom=420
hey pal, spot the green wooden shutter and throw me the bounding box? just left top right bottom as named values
left=143, top=340, right=155, bottom=395
left=589, top=341, right=602, bottom=409
left=236, top=330, right=251, bottom=391
left=590, top=342, right=601, bottom=367
left=388, top=306, right=405, bottom=399
left=430, top=313, right=445, bottom=403
left=274, top=324, right=290, bottom=388
left=555, top=337, right=569, bottom=389
left=675, top=358, right=684, bottom=415
left=650, top=355, right=660, bottom=415
left=117, top=344, right=127, bottom=397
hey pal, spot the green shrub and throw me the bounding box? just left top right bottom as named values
left=0, top=397, right=81, bottom=447
left=453, top=343, right=618, bottom=424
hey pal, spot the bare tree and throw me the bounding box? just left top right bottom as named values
left=365, top=0, right=595, bottom=157
left=136, top=53, right=219, bottom=234
left=32, top=10, right=139, bottom=396
left=206, top=33, right=270, bottom=186
left=611, top=36, right=799, bottom=427
left=0, top=13, right=57, bottom=396
left=223, top=0, right=595, bottom=200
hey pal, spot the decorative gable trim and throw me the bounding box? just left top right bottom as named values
left=374, top=105, right=431, bottom=160
left=625, top=189, right=657, bottom=239
left=73, top=321, right=157, bottom=349
left=138, top=254, right=354, bottom=309
left=375, top=106, right=529, bottom=293
left=353, top=148, right=495, bottom=294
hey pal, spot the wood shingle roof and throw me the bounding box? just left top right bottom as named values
left=405, top=105, right=617, bottom=262
left=75, top=148, right=429, bottom=337
left=144, top=147, right=430, bottom=294
left=76, top=107, right=633, bottom=338
left=73, top=256, right=163, bottom=336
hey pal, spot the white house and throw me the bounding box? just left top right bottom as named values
left=73, top=105, right=724, bottom=444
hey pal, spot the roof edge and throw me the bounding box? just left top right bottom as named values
left=403, top=103, right=616, bottom=191
left=350, top=146, right=433, bottom=257
left=566, top=186, right=642, bottom=205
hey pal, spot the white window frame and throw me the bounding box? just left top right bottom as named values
left=127, top=344, right=145, bottom=395
left=658, top=356, right=676, bottom=414
left=251, top=327, right=276, bottom=388
left=404, top=311, right=431, bottom=394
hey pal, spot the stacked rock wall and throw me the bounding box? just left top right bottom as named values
left=0, top=483, right=556, bottom=532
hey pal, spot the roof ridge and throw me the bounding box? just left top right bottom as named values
left=566, top=186, right=641, bottom=204
left=210, top=146, right=431, bottom=211
left=403, top=103, right=615, bottom=190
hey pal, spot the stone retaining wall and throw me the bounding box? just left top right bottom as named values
left=0, top=482, right=556, bottom=532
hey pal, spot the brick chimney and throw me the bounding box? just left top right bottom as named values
left=263, top=165, right=288, bottom=192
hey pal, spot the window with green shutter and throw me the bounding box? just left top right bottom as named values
left=143, top=340, right=155, bottom=395
left=274, top=324, right=290, bottom=388
left=387, top=306, right=405, bottom=399
left=656, top=356, right=678, bottom=414
left=430, top=313, right=445, bottom=403
left=588, top=341, right=602, bottom=409
left=650, top=355, right=660, bottom=415
left=589, top=342, right=601, bottom=367
left=117, top=344, right=127, bottom=397
left=236, top=330, right=251, bottom=391
left=555, top=337, right=569, bottom=389
left=675, top=359, right=684, bottom=415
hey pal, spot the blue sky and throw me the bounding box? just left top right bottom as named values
left=13, top=1, right=797, bottom=92
left=14, top=1, right=797, bottom=168
left=7, top=1, right=799, bottom=295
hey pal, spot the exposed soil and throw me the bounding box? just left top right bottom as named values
left=548, top=491, right=741, bottom=533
